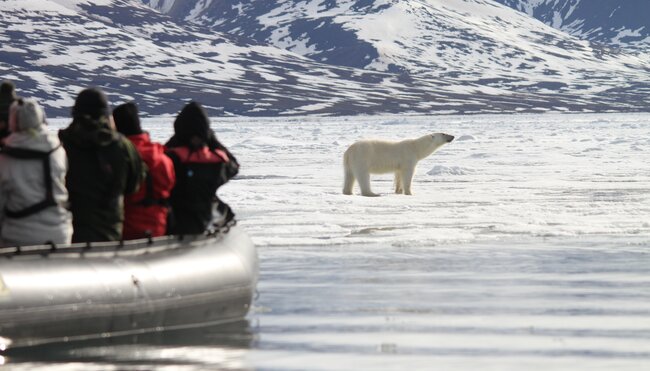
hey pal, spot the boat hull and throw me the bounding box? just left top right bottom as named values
left=0, top=225, right=257, bottom=348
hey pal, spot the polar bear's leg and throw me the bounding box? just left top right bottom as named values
left=343, top=164, right=355, bottom=195
left=357, top=170, right=379, bottom=197
left=394, top=172, right=403, bottom=194
left=401, top=165, right=416, bottom=195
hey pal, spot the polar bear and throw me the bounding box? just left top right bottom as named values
left=343, top=133, right=454, bottom=196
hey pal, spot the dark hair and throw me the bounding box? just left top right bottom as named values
left=113, top=102, right=142, bottom=136
left=72, top=87, right=110, bottom=119
left=0, top=80, right=16, bottom=97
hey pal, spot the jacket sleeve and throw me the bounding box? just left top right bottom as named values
left=122, top=138, right=146, bottom=195
left=156, top=152, right=176, bottom=198
left=210, top=138, right=239, bottom=181
left=222, top=149, right=239, bottom=180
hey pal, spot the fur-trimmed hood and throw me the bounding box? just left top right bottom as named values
left=9, top=98, right=46, bottom=133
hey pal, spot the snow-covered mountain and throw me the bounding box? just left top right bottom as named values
left=142, top=0, right=650, bottom=75
left=2, top=0, right=413, bottom=116
left=495, top=0, right=650, bottom=50
left=1, top=0, right=649, bottom=117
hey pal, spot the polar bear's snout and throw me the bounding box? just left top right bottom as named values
left=432, top=133, right=454, bottom=143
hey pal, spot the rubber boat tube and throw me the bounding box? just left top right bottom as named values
left=0, top=224, right=257, bottom=348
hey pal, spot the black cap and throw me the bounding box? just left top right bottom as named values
left=173, top=101, right=210, bottom=148
left=72, top=87, right=110, bottom=119
left=113, top=102, right=142, bottom=136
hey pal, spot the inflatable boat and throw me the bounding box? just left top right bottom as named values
left=0, top=224, right=257, bottom=349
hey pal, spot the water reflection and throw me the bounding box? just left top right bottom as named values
left=249, top=240, right=650, bottom=370
left=2, top=320, right=254, bottom=370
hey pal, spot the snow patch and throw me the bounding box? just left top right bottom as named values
left=427, top=165, right=475, bottom=176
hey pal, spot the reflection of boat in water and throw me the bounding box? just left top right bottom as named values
left=4, top=319, right=254, bottom=368
left=0, top=224, right=257, bottom=349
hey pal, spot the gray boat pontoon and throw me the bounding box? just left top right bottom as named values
left=0, top=224, right=257, bottom=349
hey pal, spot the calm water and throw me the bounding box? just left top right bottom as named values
left=3, top=114, right=650, bottom=369
left=4, top=238, right=650, bottom=370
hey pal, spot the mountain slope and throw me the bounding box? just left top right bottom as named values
left=142, top=0, right=648, bottom=78
left=495, top=0, right=650, bottom=50
left=1, top=0, right=649, bottom=116
left=141, top=0, right=650, bottom=109
left=1, top=0, right=446, bottom=116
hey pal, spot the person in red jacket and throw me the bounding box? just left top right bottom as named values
left=113, top=102, right=175, bottom=239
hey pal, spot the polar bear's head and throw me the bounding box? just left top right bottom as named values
left=415, top=133, right=454, bottom=159
left=427, top=133, right=454, bottom=151
left=431, top=133, right=455, bottom=145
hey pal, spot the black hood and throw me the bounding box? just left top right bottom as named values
left=168, top=101, right=211, bottom=149
left=72, top=88, right=110, bottom=120
left=113, top=102, right=142, bottom=137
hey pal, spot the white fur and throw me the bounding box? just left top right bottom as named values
left=343, top=133, right=454, bottom=196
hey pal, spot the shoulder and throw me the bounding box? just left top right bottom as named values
left=140, top=139, right=174, bottom=170
left=166, top=146, right=227, bottom=164
left=116, top=133, right=139, bottom=153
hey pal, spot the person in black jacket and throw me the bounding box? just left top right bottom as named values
left=59, top=88, right=146, bottom=242
left=0, top=80, right=18, bottom=144
left=165, top=101, right=238, bottom=235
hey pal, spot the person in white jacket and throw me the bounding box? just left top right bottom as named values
left=0, top=98, right=72, bottom=247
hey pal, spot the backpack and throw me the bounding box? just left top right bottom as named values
left=0, top=145, right=62, bottom=218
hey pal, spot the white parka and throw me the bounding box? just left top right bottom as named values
left=0, top=99, right=72, bottom=246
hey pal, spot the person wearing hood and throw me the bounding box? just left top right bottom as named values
left=165, top=101, right=239, bottom=235
left=0, top=80, right=18, bottom=144
left=113, top=102, right=175, bottom=240
left=59, top=88, right=145, bottom=243
left=0, top=98, right=72, bottom=247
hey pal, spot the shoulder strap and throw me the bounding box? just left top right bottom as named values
left=165, top=148, right=182, bottom=165
left=1, top=145, right=59, bottom=159
left=1, top=145, right=61, bottom=219
left=136, top=169, right=169, bottom=207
